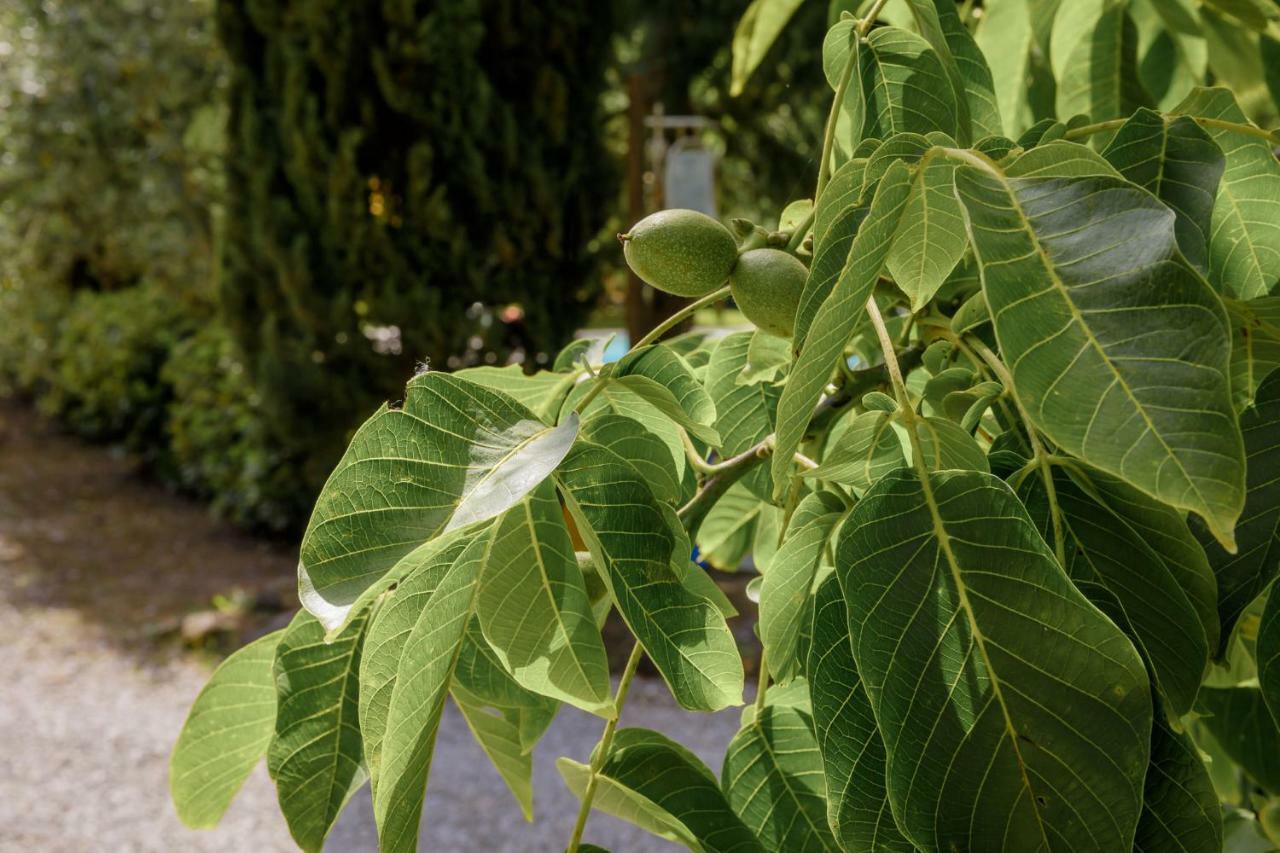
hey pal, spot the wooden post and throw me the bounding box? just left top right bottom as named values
left=624, top=71, right=689, bottom=345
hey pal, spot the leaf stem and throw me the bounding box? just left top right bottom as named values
left=1064, top=115, right=1280, bottom=147
left=678, top=437, right=775, bottom=534
left=572, top=285, right=731, bottom=416
left=632, top=284, right=732, bottom=351
left=754, top=649, right=771, bottom=715
left=565, top=641, right=645, bottom=853
left=964, top=336, right=1067, bottom=566
left=865, top=298, right=929, bottom=468
left=815, top=6, right=871, bottom=201
left=785, top=207, right=817, bottom=252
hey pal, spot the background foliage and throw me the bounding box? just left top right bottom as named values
left=0, top=0, right=831, bottom=531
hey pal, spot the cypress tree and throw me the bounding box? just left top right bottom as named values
left=216, top=0, right=615, bottom=490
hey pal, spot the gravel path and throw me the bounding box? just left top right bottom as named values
left=0, top=402, right=745, bottom=852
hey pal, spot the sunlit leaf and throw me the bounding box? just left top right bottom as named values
left=731, top=0, right=807, bottom=96
left=555, top=442, right=744, bottom=711
left=559, top=728, right=764, bottom=852
left=707, top=333, right=780, bottom=500
left=298, top=373, right=578, bottom=630
left=170, top=630, right=283, bottom=829
left=268, top=611, right=370, bottom=853
left=477, top=481, right=612, bottom=715
left=860, top=27, right=961, bottom=141
left=759, top=491, right=845, bottom=683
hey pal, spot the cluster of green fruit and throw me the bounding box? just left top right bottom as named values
left=620, top=209, right=807, bottom=338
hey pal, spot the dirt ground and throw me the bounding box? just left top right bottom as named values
left=0, top=400, right=744, bottom=852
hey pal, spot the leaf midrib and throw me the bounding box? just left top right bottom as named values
left=986, top=170, right=1219, bottom=535
left=913, top=471, right=1052, bottom=849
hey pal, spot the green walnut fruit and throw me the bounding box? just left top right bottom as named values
left=620, top=209, right=739, bottom=297
left=730, top=248, right=808, bottom=338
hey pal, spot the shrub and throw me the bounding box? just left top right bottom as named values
left=39, top=283, right=191, bottom=454
left=216, top=0, right=619, bottom=496
left=163, top=326, right=305, bottom=533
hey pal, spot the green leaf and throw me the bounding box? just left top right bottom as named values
left=807, top=575, right=913, bottom=852
left=1198, top=686, right=1280, bottom=793
left=975, top=0, right=1058, bottom=136
left=909, top=415, right=991, bottom=473
left=822, top=19, right=866, bottom=159
left=369, top=530, right=493, bottom=851
left=1173, top=88, right=1280, bottom=300
left=1052, top=0, right=1151, bottom=127
left=838, top=469, right=1151, bottom=850
left=477, top=481, right=612, bottom=715
left=914, top=8, right=1006, bottom=136
left=707, top=332, right=781, bottom=500
left=452, top=692, right=536, bottom=820
left=810, top=159, right=870, bottom=279
left=885, top=151, right=967, bottom=309
left=356, top=530, right=483, bottom=789
left=736, top=330, right=791, bottom=387
left=759, top=491, right=846, bottom=684
left=572, top=377, right=690, bottom=490
left=1261, top=586, right=1280, bottom=726
left=1194, top=371, right=1280, bottom=654
left=559, top=728, right=764, bottom=853
left=298, top=372, right=578, bottom=630
left=1135, top=714, right=1225, bottom=853
left=731, top=0, right=806, bottom=96
left=267, top=611, right=369, bottom=853
left=1101, top=109, right=1226, bottom=275
left=600, top=374, right=721, bottom=446
left=1034, top=464, right=1213, bottom=716
left=804, top=409, right=905, bottom=494
left=170, top=630, right=283, bottom=829
left=1203, top=0, right=1280, bottom=30
left=553, top=338, right=595, bottom=373
left=773, top=161, right=913, bottom=500
left=452, top=618, right=558, bottom=752
left=449, top=623, right=557, bottom=819
left=614, top=345, right=719, bottom=444
left=1228, top=296, right=1280, bottom=412
left=722, top=705, right=837, bottom=851
left=860, top=27, right=961, bottom=142
left=555, top=442, right=744, bottom=711
left=695, top=483, right=764, bottom=571
left=581, top=412, right=685, bottom=506
left=955, top=163, right=1246, bottom=549
left=453, top=364, right=580, bottom=422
